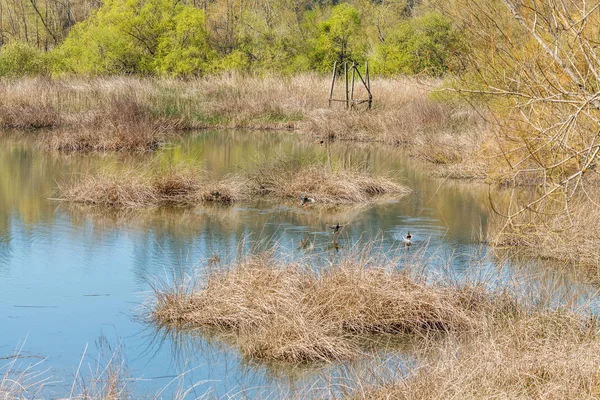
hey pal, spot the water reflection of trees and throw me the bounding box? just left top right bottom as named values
left=0, top=129, right=494, bottom=238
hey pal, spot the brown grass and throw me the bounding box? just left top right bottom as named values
left=58, top=159, right=411, bottom=208
left=0, top=103, right=59, bottom=128
left=41, top=126, right=166, bottom=152
left=39, top=99, right=183, bottom=152
left=59, top=167, right=249, bottom=207
left=488, top=196, right=600, bottom=281
left=357, top=311, right=600, bottom=400
left=149, top=249, right=515, bottom=364
left=0, top=76, right=488, bottom=177
left=246, top=156, right=411, bottom=204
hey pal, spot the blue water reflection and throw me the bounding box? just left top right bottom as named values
left=0, top=130, right=597, bottom=398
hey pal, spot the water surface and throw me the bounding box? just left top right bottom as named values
left=0, top=130, right=596, bottom=397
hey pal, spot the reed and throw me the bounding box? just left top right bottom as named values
left=0, top=76, right=488, bottom=177
left=0, top=103, right=59, bottom=128
left=488, top=196, right=600, bottom=281
left=58, top=167, right=248, bottom=207
left=148, top=247, right=516, bottom=364
left=356, top=311, right=600, bottom=399
left=245, top=156, right=411, bottom=204
left=58, top=158, right=411, bottom=208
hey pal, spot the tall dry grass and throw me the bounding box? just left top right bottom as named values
left=0, top=349, right=49, bottom=399
left=245, top=156, right=411, bottom=204
left=58, top=158, right=411, bottom=208
left=0, top=76, right=488, bottom=177
left=148, top=247, right=516, bottom=364
left=59, top=167, right=248, bottom=207
left=0, top=336, right=211, bottom=399
left=488, top=196, right=600, bottom=281
left=356, top=311, right=600, bottom=400
left=0, top=337, right=130, bottom=400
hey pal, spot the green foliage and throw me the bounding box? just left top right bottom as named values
left=372, top=12, right=465, bottom=76
left=0, top=42, right=49, bottom=77
left=310, top=4, right=366, bottom=72
left=0, top=0, right=467, bottom=77
left=55, top=0, right=214, bottom=76
left=153, top=7, right=215, bottom=76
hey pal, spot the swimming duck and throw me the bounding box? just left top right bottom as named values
left=299, top=195, right=315, bottom=206
left=328, top=223, right=346, bottom=234
left=403, top=232, right=412, bottom=246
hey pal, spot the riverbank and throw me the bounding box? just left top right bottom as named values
left=0, top=75, right=489, bottom=178
left=356, top=309, right=600, bottom=399
left=488, top=195, right=600, bottom=283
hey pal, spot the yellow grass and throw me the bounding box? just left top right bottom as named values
left=357, top=311, right=600, bottom=399
left=0, top=76, right=488, bottom=177
left=246, top=156, right=411, bottom=204
left=58, top=159, right=411, bottom=208
left=488, top=196, right=600, bottom=281
left=149, top=248, right=516, bottom=364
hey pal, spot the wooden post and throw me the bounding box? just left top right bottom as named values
left=350, top=62, right=356, bottom=110
left=366, top=61, right=370, bottom=91
left=328, top=61, right=337, bottom=108
left=344, top=62, right=349, bottom=110
left=366, top=61, right=372, bottom=110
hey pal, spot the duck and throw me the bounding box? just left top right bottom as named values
left=403, top=232, right=412, bottom=247
left=299, top=194, right=315, bottom=206
left=328, top=223, right=346, bottom=234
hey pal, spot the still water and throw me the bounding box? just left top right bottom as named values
left=0, top=130, right=596, bottom=398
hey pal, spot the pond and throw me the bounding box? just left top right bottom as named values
left=0, top=130, right=596, bottom=398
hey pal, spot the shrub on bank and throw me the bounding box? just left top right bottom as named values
left=0, top=42, right=49, bottom=77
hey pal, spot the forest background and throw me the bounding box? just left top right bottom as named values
left=0, top=0, right=463, bottom=77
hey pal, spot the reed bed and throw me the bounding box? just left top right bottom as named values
left=0, top=76, right=488, bottom=177
left=488, top=197, right=600, bottom=281
left=59, top=159, right=411, bottom=208
left=0, top=103, right=60, bottom=129
left=357, top=311, right=600, bottom=400
left=40, top=98, right=182, bottom=152
left=148, top=249, right=516, bottom=364
left=246, top=157, right=411, bottom=204
left=59, top=167, right=249, bottom=207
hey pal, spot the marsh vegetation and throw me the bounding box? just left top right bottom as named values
left=2, top=0, right=600, bottom=397
left=58, top=157, right=410, bottom=208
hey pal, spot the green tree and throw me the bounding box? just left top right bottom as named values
left=372, top=12, right=464, bottom=76
left=0, top=41, right=49, bottom=77
left=310, top=3, right=366, bottom=72
left=153, top=7, right=215, bottom=76
left=54, top=0, right=214, bottom=76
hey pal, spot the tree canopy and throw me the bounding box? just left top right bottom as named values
left=0, top=0, right=465, bottom=77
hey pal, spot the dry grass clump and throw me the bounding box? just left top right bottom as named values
left=40, top=99, right=181, bottom=152
left=59, top=167, right=249, bottom=208
left=0, top=356, right=47, bottom=399
left=246, top=157, right=411, bottom=204
left=149, top=251, right=514, bottom=364
left=59, top=158, right=410, bottom=208
left=41, top=126, right=165, bottom=152
left=488, top=197, right=600, bottom=280
left=1, top=337, right=132, bottom=400
left=0, top=103, right=60, bottom=128
left=357, top=311, right=600, bottom=400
